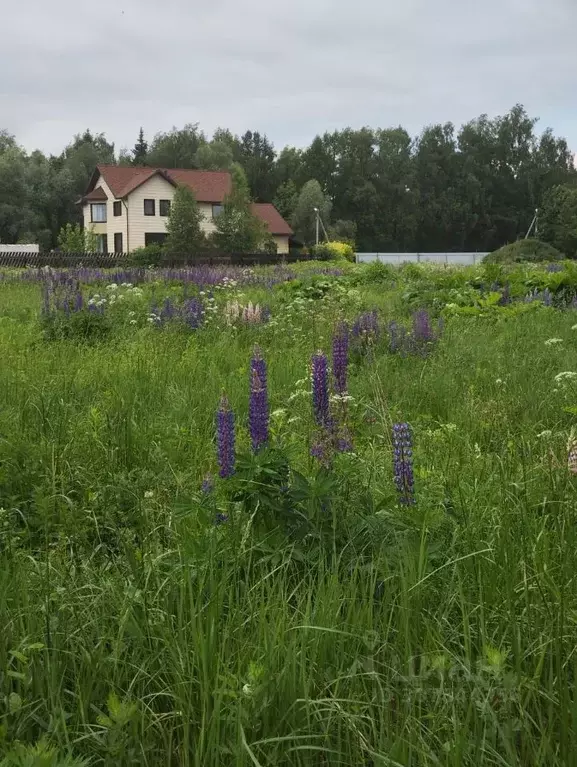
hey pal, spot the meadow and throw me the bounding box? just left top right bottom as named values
left=1, top=259, right=577, bottom=766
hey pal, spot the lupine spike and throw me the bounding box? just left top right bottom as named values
left=249, top=346, right=269, bottom=452
left=332, top=321, right=349, bottom=395
left=392, top=422, right=415, bottom=505
left=216, top=395, right=236, bottom=478
left=312, top=352, right=329, bottom=426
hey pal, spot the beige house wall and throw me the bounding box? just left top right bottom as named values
left=82, top=177, right=128, bottom=251
left=125, top=178, right=217, bottom=250
left=274, top=235, right=290, bottom=255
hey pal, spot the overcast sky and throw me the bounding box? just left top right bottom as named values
left=2, top=0, right=576, bottom=157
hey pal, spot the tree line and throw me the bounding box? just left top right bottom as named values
left=0, top=104, right=575, bottom=253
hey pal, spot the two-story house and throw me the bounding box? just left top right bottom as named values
left=79, top=165, right=293, bottom=254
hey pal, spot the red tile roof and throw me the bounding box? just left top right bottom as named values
left=92, top=164, right=231, bottom=203
left=251, top=203, right=293, bottom=235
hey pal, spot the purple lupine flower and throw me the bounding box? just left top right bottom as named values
left=412, top=310, right=434, bottom=344
left=249, top=346, right=269, bottom=452
left=182, top=298, right=204, bottom=329
left=74, top=291, right=83, bottom=312
left=332, top=321, right=349, bottom=394
left=201, top=474, right=214, bottom=494
left=392, top=423, right=415, bottom=506
left=310, top=440, right=330, bottom=467
left=542, top=288, right=553, bottom=307
left=216, top=395, right=236, bottom=478
left=214, top=512, right=229, bottom=525
left=352, top=310, right=379, bottom=339
left=312, top=352, right=330, bottom=426
left=547, top=264, right=563, bottom=273
left=161, top=297, right=176, bottom=321
left=336, top=430, right=353, bottom=453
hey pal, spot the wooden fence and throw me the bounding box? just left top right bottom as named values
left=0, top=251, right=317, bottom=269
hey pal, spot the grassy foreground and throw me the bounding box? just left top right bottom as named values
left=0, top=262, right=577, bottom=766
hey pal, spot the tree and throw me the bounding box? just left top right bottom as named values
left=291, top=180, right=332, bottom=245
left=57, top=223, right=84, bottom=250
left=194, top=140, right=234, bottom=170
left=239, top=130, right=276, bottom=202
left=57, top=223, right=98, bottom=251
left=539, top=184, right=577, bottom=258
left=164, top=185, right=206, bottom=255
left=213, top=164, right=267, bottom=253
left=273, top=180, right=299, bottom=221
left=147, top=124, right=204, bottom=168
left=132, top=128, right=148, bottom=165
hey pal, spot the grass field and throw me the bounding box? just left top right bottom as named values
left=1, top=261, right=577, bottom=766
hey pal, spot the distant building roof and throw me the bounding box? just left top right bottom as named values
left=251, top=203, right=293, bottom=236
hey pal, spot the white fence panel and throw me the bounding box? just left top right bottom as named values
left=356, top=252, right=489, bottom=266
left=0, top=244, right=39, bottom=254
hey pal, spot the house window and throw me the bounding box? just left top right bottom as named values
left=159, top=199, right=171, bottom=217
left=91, top=203, right=107, bottom=223
left=113, top=201, right=122, bottom=217
left=212, top=204, right=224, bottom=219
left=144, top=199, right=155, bottom=216
left=145, top=233, right=167, bottom=246
left=95, top=234, right=108, bottom=253
left=114, top=233, right=123, bottom=253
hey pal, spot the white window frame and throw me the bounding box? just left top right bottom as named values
left=91, top=203, right=107, bottom=223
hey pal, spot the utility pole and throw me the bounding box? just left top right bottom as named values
left=525, top=208, right=539, bottom=239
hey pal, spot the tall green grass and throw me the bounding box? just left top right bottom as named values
left=0, top=273, right=577, bottom=765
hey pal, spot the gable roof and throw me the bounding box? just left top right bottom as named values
left=88, top=165, right=231, bottom=203
left=83, top=186, right=108, bottom=202
left=251, top=203, right=293, bottom=236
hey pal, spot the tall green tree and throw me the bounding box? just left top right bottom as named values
left=132, top=128, right=148, bottom=166
left=194, top=140, right=234, bottom=170
left=165, top=185, right=206, bottom=255
left=213, top=164, right=266, bottom=253
left=291, top=179, right=332, bottom=245
left=239, top=131, right=276, bottom=202
left=273, top=179, right=299, bottom=221
left=147, top=124, right=204, bottom=168
left=539, top=184, right=577, bottom=258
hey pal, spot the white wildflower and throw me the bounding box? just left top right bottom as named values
left=554, top=372, right=577, bottom=383
left=106, top=283, right=118, bottom=291
left=129, top=319, right=137, bottom=325
left=144, top=490, right=154, bottom=499
left=572, top=324, right=577, bottom=330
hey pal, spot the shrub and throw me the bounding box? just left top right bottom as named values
left=485, top=238, right=564, bottom=264
left=258, top=234, right=278, bottom=255
left=128, top=244, right=164, bottom=267
left=312, top=241, right=355, bottom=262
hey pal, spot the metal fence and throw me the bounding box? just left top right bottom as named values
left=356, top=252, right=490, bottom=266
left=0, top=251, right=317, bottom=269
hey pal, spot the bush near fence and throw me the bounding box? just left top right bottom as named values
left=0, top=251, right=318, bottom=269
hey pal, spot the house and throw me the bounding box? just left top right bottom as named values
left=79, top=165, right=293, bottom=254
